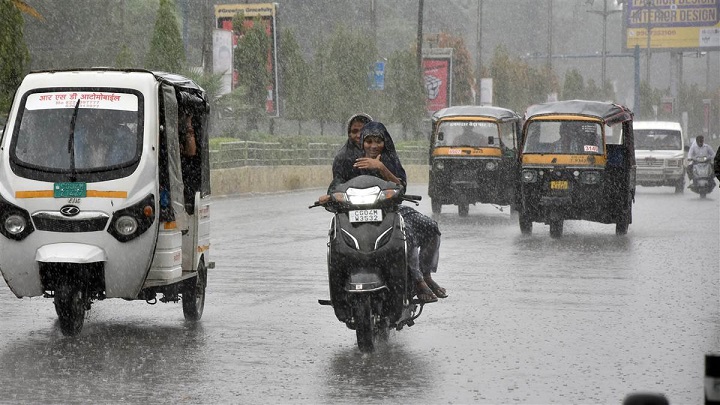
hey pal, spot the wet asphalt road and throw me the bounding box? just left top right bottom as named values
left=0, top=184, right=718, bottom=404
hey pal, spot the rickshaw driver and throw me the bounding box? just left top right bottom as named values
left=75, top=110, right=134, bottom=168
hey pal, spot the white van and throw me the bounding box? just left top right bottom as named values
left=633, top=121, right=685, bottom=193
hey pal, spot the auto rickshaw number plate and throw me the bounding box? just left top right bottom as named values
left=550, top=180, right=569, bottom=190
left=349, top=209, right=383, bottom=223
left=54, top=182, right=87, bottom=198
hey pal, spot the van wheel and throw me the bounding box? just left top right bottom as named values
left=54, top=283, right=86, bottom=336
left=674, top=178, right=684, bottom=194
left=182, top=260, right=207, bottom=321
left=549, top=220, right=563, bottom=238
left=431, top=199, right=441, bottom=214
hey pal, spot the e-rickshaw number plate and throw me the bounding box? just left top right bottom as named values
left=349, top=209, right=383, bottom=223
left=54, top=182, right=87, bottom=198
left=550, top=180, right=569, bottom=190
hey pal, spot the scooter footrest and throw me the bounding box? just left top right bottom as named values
left=318, top=299, right=332, bottom=306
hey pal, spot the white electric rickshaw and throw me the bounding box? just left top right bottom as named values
left=0, top=69, right=212, bottom=335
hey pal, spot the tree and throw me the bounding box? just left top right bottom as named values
left=562, top=69, right=584, bottom=100
left=386, top=48, right=426, bottom=139
left=115, top=44, right=135, bottom=68
left=436, top=32, right=474, bottom=106
left=233, top=14, right=271, bottom=131
left=145, top=0, right=185, bottom=73
left=278, top=29, right=310, bottom=135
left=0, top=0, right=32, bottom=112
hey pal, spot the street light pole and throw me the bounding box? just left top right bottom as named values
left=587, top=0, right=622, bottom=96
left=476, top=0, right=483, bottom=105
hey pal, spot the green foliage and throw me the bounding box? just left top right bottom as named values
left=489, top=45, right=559, bottom=113
left=308, top=26, right=377, bottom=128
left=233, top=13, right=271, bottom=131
left=562, top=69, right=584, bottom=100
left=278, top=29, right=310, bottom=125
left=0, top=0, right=30, bottom=112
left=386, top=48, right=426, bottom=139
left=145, top=0, right=185, bottom=73
left=115, top=44, right=135, bottom=69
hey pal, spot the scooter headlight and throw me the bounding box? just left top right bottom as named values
left=522, top=169, right=538, bottom=183
left=4, top=214, right=27, bottom=235
left=346, top=186, right=381, bottom=205
left=114, top=216, right=138, bottom=236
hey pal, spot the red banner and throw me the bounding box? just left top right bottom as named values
left=423, top=58, right=451, bottom=114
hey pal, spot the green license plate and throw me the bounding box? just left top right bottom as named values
left=54, top=182, right=87, bottom=198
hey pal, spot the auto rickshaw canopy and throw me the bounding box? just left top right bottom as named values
left=524, top=100, right=633, bottom=126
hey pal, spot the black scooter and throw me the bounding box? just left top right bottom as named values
left=311, top=175, right=428, bottom=352
left=688, top=156, right=716, bottom=198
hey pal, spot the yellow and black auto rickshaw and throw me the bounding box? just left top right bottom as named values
left=517, top=100, right=635, bottom=237
left=428, top=106, right=522, bottom=216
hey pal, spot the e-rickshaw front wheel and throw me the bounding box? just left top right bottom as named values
left=54, top=283, right=87, bottom=336
left=182, top=260, right=207, bottom=321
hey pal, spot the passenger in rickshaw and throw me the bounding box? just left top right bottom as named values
left=179, top=109, right=200, bottom=214
left=455, top=125, right=480, bottom=147
left=319, top=121, right=447, bottom=302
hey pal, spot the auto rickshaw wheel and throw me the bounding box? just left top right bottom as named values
left=549, top=220, right=563, bottom=238
left=616, top=201, right=632, bottom=235
left=431, top=199, right=441, bottom=214
left=182, top=259, right=207, bottom=321
left=674, top=178, right=685, bottom=194
left=54, top=283, right=86, bottom=336
left=519, top=212, right=532, bottom=235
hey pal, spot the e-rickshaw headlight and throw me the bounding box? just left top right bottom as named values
left=114, top=216, right=138, bottom=236
left=521, top=169, right=538, bottom=183
left=4, top=214, right=27, bottom=235
left=485, top=161, right=498, bottom=171
left=580, top=171, right=601, bottom=185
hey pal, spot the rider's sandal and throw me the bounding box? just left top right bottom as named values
left=424, top=276, right=448, bottom=299
left=416, top=281, right=438, bottom=303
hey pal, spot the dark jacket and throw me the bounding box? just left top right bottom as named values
left=327, top=114, right=372, bottom=193
left=327, top=121, right=407, bottom=192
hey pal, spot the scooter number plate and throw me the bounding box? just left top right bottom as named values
left=349, top=209, right=383, bottom=223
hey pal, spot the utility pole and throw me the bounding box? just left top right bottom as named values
left=476, top=0, right=483, bottom=105
left=547, top=0, right=553, bottom=72
left=587, top=0, right=622, bottom=96
left=417, top=0, right=424, bottom=71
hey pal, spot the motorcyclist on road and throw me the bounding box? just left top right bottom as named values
left=319, top=121, right=447, bottom=303
left=687, top=135, right=715, bottom=181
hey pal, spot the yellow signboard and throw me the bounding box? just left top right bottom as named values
left=624, top=0, right=720, bottom=50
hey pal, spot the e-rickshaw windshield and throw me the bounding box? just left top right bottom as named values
left=523, top=120, right=604, bottom=155
left=11, top=91, right=142, bottom=173
left=435, top=121, right=500, bottom=148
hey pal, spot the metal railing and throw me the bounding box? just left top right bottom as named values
left=210, top=141, right=428, bottom=169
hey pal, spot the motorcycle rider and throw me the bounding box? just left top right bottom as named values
left=687, top=135, right=716, bottom=181
left=326, top=113, right=372, bottom=193
left=319, top=121, right=447, bottom=303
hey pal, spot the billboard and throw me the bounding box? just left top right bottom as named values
left=213, top=29, right=233, bottom=96
left=423, top=48, right=453, bottom=114
left=214, top=3, right=280, bottom=116
left=623, top=0, right=720, bottom=51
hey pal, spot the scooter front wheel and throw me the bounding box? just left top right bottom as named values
left=354, top=298, right=375, bottom=353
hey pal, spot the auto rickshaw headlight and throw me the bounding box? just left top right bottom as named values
left=115, top=216, right=138, bottom=236
left=522, top=169, right=538, bottom=183
left=434, top=161, right=445, bottom=170
left=4, top=214, right=26, bottom=235
left=580, top=171, right=601, bottom=185
left=485, top=161, right=498, bottom=171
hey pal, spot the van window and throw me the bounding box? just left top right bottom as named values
left=634, top=129, right=682, bottom=150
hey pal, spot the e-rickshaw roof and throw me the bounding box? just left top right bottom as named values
left=25, top=67, right=207, bottom=96
left=524, top=100, right=633, bottom=126
left=432, top=105, right=521, bottom=123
